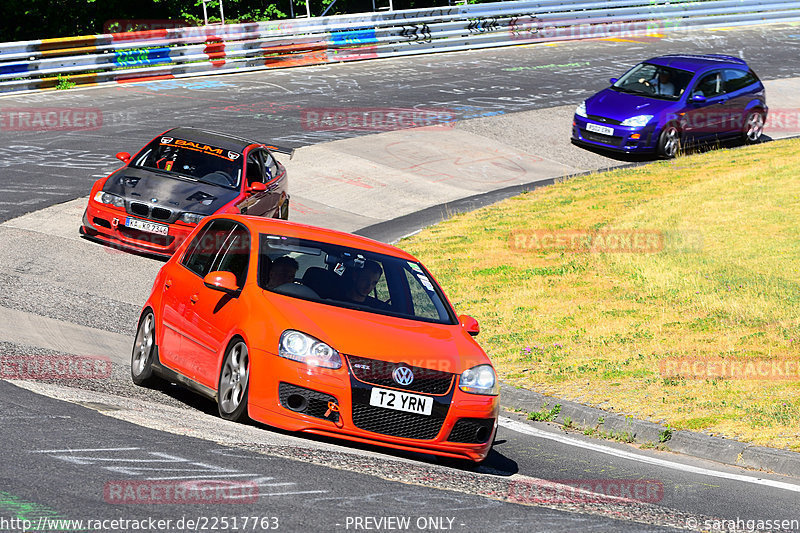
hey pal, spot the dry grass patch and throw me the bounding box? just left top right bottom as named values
left=401, top=139, right=800, bottom=450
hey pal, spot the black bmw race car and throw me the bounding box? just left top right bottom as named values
left=81, top=127, right=292, bottom=257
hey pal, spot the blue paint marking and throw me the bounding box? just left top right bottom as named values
left=331, top=29, right=377, bottom=46
left=0, top=63, right=29, bottom=76
left=114, top=47, right=172, bottom=67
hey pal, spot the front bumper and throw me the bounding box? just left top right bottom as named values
left=248, top=349, right=499, bottom=462
left=571, top=115, right=659, bottom=153
left=80, top=201, right=195, bottom=258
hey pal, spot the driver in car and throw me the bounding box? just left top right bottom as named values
left=640, top=70, right=676, bottom=96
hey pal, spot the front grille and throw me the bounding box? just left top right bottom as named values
left=278, top=382, right=339, bottom=423
left=118, top=226, right=175, bottom=247
left=447, top=418, right=495, bottom=444
left=587, top=114, right=622, bottom=125
left=128, top=202, right=174, bottom=222
left=581, top=129, right=624, bottom=147
left=348, top=356, right=453, bottom=395
left=130, top=202, right=149, bottom=217
left=352, top=403, right=444, bottom=440
left=152, top=207, right=172, bottom=220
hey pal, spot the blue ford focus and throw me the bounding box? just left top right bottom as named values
left=571, top=54, right=768, bottom=158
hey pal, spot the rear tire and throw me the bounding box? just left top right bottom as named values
left=656, top=124, right=681, bottom=159
left=742, top=110, right=765, bottom=144
left=218, top=339, right=250, bottom=422
left=131, top=311, right=158, bottom=387
left=279, top=198, right=289, bottom=220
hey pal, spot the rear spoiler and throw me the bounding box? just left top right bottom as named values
left=264, top=143, right=295, bottom=159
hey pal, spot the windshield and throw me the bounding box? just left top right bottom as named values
left=258, top=234, right=457, bottom=325
left=612, top=63, right=693, bottom=100
left=131, top=136, right=243, bottom=189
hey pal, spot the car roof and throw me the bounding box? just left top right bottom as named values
left=215, top=214, right=419, bottom=261
left=164, top=126, right=259, bottom=153
left=646, top=54, right=748, bottom=73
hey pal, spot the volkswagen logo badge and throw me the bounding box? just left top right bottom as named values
left=392, top=365, right=414, bottom=386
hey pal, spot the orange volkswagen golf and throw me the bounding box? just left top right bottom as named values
left=132, top=215, right=499, bottom=462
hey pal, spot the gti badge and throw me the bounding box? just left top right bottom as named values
left=392, top=365, right=414, bottom=386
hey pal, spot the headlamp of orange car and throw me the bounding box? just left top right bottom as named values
left=278, top=330, right=342, bottom=369
left=93, top=191, right=125, bottom=208
left=459, top=364, right=499, bottom=396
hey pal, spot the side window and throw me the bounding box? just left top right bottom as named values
left=245, top=152, right=265, bottom=186
left=264, top=152, right=279, bottom=180
left=724, top=69, right=757, bottom=93
left=181, top=219, right=237, bottom=277
left=210, top=227, right=251, bottom=287
left=693, top=72, right=724, bottom=98
left=403, top=269, right=441, bottom=321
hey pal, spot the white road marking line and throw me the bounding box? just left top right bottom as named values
left=146, top=473, right=258, bottom=480
left=31, top=447, right=139, bottom=453
left=499, top=417, right=800, bottom=493
left=263, top=490, right=328, bottom=496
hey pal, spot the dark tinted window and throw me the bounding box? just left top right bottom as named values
left=245, top=151, right=265, bottom=186
left=182, top=219, right=249, bottom=282
left=693, top=71, right=724, bottom=98
left=264, top=152, right=279, bottom=180
left=724, top=69, right=758, bottom=93
left=257, top=234, right=456, bottom=324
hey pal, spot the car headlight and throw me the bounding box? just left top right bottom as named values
left=575, top=101, right=588, bottom=118
left=179, top=212, right=206, bottom=224
left=278, top=330, right=342, bottom=369
left=459, top=364, right=499, bottom=396
left=93, top=191, right=125, bottom=208
left=620, top=115, right=653, bottom=127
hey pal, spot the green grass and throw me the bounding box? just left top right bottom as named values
left=401, top=139, right=800, bottom=450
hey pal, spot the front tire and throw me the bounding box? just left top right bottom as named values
left=657, top=124, right=681, bottom=159
left=279, top=198, right=289, bottom=220
left=131, top=311, right=158, bottom=387
left=742, top=110, right=765, bottom=144
left=218, top=339, right=250, bottom=421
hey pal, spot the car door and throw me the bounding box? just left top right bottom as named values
left=179, top=221, right=251, bottom=389
left=723, top=68, right=761, bottom=136
left=158, top=220, right=220, bottom=376
left=684, top=70, right=729, bottom=140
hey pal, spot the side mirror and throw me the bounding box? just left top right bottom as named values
left=690, top=94, right=707, bottom=104
left=609, top=77, right=618, bottom=85
left=203, top=271, right=239, bottom=294
left=247, top=182, right=267, bottom=193
left=459, top=314, right=480, bottom=337
left=116, top=151, right=131, bottom=164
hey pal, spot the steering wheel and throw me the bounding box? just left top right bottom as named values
left=201, top=171, right=236, bottom=187
left=636, top=78, right=656, bottom=94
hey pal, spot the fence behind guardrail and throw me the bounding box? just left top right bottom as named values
left=2, top=0, right=799, bottom=93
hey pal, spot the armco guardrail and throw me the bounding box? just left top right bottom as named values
left=2, top=0, right=799, bottom=94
